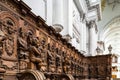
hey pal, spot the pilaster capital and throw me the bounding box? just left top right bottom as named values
left=87, top=20, right=98, bottom=33
left=89, top=20, right=96, bottom=28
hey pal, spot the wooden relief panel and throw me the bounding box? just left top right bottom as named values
left=17, top=19, right=30, bottom=70
left=37, top=32, right=47, bottom=72
left=56, top=43, right=62, bottom=73
left=67, top=49, right=71, bottom=74
left=0, top=12, right=18, bottom=57
left=26, top=28, right=41, bottom=70
left=0, top=11, right=18, bottom=71
left=63, top=47, right=71, bottom=74
left=47, top=38, right=56, bottom=72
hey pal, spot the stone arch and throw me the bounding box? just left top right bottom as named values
left=66, top=74, right=75, bottom=80
left=0, top=11, right=19, bottom=27
left=18, top=70, right=46, bottom=80
left=100, top=16, right=120, bottom=40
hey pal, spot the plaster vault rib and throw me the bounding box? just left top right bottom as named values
left=101, top=16, right=120, bottom=55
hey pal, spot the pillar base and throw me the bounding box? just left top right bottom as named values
left=62, top=34, right=72, bottom=42
left=53, top=24, right=63, bottom=33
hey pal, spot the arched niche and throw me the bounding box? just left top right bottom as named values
left=17, top=70, right=46, bottom=80
left=0, top=11, right=19, bottom=59
left=0, top=11, right=19, bottom=26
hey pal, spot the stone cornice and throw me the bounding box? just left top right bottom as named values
left=85, top=0, right=101, bottom=21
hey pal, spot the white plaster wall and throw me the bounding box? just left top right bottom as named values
left=52, top=0, right=64, bottom=27
left=68, top=0, right=73, bottom=37
left=46, top=0, right=53, bottom=26
left=89, top=26, right=97, bottom=56
left=80, top=23, right=84, bottom=50
left=23, top=0, right=53, bottom=26
left=72, top=0, right=91, bottom=53
left=72, top=1, right=85, bottom=51
left=82, top=23, right=87, bottom=51
left=77, top=0, right=88, bottom=13
left=86, top=26, right=89, bottom=55
left=23, top=0, right=46, bottom=20
left=60, top=0, right=69, bottom=36
left=73, top=2, right=81, bottom=31
left=60, top=0, right=73, bottom=38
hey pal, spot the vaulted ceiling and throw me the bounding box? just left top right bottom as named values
left=98, top=0, right=120, bottom=55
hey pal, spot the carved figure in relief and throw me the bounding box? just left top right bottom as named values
left=17, top=27, right=29, bottom=70
left=38, top=39, right=46, bottom=57
left=27, top=30, right=38, bottom=53
left=0, top=29, right=6, bottom=55
left=0, top=28, right=6, bottom=73
left=47, top=42, right=56, bottom=72
left=37, top=39, right=47, bottom=71
left=98, top=65, right=105, bottom=75
left=26, top=30, right=47, bottom=71
left=107, top=66, right=111, bottom=75
left=26, top=30, right=39, bottom=56
left=3, top=18, right=16, bottom=56
left=5, top=37, right=14, bottom=56
left=62, top=51, right=71, bottom=73
left=4, top=19, right=16, bottom=35
left=89, top=65, right=95, bottom=75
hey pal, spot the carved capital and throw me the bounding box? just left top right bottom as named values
left=87, top=20, right=98, bottom=33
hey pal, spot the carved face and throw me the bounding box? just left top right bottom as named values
left=4, top=18, right=15, bottom=34
left=41, top=39, right=45, bottom=45
left=27, top=30, right=33, bottom=36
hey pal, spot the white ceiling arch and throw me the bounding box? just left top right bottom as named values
left=103, top=27, right=120, bottom=41
left=100, top=16, right=120, bottom=40
left=101, top=16, right=120, bottom=54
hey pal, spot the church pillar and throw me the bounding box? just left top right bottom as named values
left=89, top=20, right=98, bottom=56
left=52, top=0, right=63, bottom=32
left=61, top=0, right=72, bottom=42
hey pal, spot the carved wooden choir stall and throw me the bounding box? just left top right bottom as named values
left=0, top=0, right=111, bottom=80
